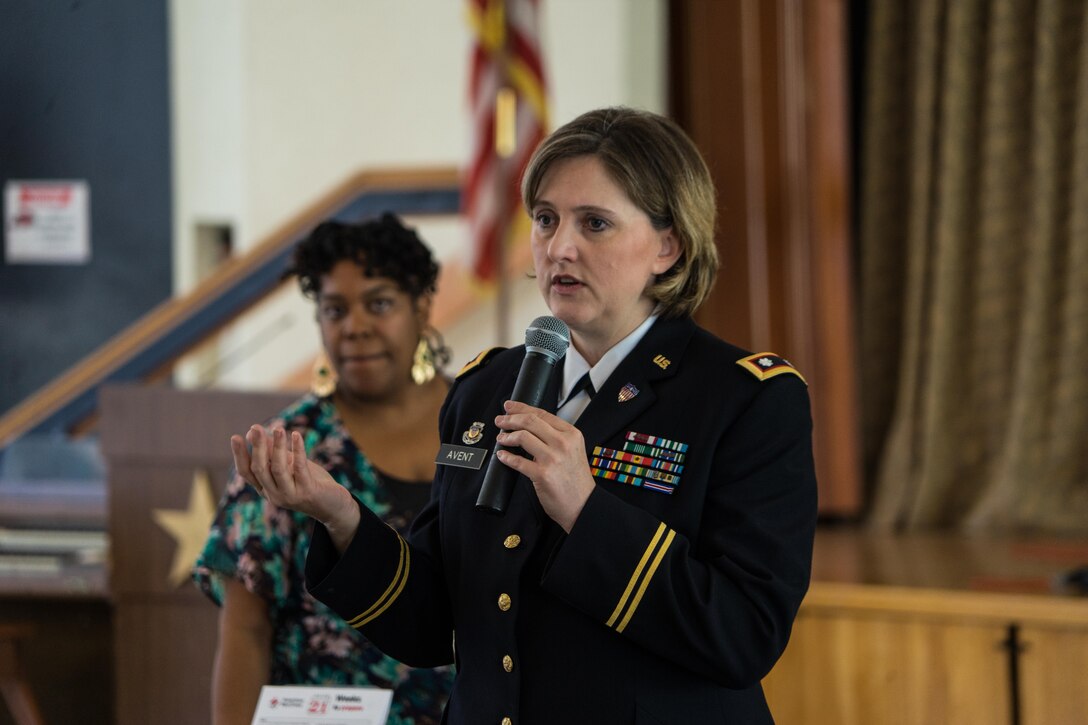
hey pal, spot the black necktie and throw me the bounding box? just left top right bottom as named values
left=561, top=372, right=596, bottom=408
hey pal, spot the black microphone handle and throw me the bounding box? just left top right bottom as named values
left=475, top=352, right=560, bottom=514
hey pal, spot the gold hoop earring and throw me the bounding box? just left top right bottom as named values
left=310, top=351, right=338, bottom=397
left=411, top=337, right=436, bottom=385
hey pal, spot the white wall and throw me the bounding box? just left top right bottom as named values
left=170, top=0, right=667, bottom=388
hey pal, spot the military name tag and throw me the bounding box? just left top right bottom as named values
left=436, top=444, right=488, bottom=470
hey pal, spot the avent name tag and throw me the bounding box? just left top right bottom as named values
left=437, top=444, right=488, bottom=470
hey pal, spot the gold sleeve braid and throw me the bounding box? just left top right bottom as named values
left=606, top=522, right=676, bottom=634
left=348, top=533, right=410, bottom=629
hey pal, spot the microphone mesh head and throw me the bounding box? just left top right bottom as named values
left=524, top=316, right=570, bottom=362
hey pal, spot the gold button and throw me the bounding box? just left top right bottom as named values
left=501, top=718, right=513, bottom=725
left=497, top=592, right=512, bottom=611
left=503, top=534, right=521, bottom=549
left=503, top=654, right=514, bottom=672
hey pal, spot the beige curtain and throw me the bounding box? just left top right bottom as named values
left=859, top=0, right=1088, bottom=532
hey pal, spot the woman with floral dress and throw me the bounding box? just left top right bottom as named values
left=193, top=213, right=454, bottom=725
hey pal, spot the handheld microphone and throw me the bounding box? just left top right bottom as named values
left=475, top=315, right=570, bottom=515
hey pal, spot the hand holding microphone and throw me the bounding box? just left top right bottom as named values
left=475, top=316, right=570, bottom=515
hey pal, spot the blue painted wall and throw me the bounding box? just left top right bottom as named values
left=0, top=0, right=172, bottom=418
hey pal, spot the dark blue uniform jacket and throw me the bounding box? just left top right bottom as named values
left=307, top=316, right=818, bottom=724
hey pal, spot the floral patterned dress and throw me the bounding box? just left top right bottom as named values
left=193, top=394, right=454, bottom=725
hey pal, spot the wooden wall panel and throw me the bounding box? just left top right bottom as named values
left=669, top=0, right=756, bottom=345
left=764, top=611, right=1011, bottom=725
left=670, top=0, right=862, bottom=515
left=101, top=385, right=297, bottom=725
left=112, top=603, right=219, bottom=725
left=763, top=529, right=1088, bottom=725
left=1019, top=627, right=1088, bottom=725
left=0, top=600, right=112, bottom=725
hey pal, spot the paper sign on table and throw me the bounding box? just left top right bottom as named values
left=250, top=685, right=392, bottom=725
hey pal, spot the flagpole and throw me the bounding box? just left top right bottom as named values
left=494, top=86, right=516, bottom=347
left=467, top=0, right=546, bottom=347
left=496, top=197, right=508, bottom=347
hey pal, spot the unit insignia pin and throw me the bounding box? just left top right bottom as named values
left=462, top=421, right=485, bottom=445
left=618, top=383, right=640, bottom=402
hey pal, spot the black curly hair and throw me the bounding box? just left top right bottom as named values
left=285, top=212, right=440, bottom=300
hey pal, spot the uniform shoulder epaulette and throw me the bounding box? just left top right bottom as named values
left=736, top=352, right=807, bottom=385
left=456, top=346, right=507, bottom=379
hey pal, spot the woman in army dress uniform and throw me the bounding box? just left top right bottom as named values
left=232, top=107, right=818, bottom=724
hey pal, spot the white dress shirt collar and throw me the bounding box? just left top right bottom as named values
left=556, top=313, right=659, bottom=423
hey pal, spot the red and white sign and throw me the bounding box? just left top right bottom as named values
left=250, top=685, right=392, bottom=725
left=4, top=180, right=90, bottom=264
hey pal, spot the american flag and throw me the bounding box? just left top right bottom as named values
left=464, top=0, right=548, bottom=283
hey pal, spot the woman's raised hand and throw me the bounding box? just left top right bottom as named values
left=230, top=425, right=360, bottom=552
left=493, top=400, right=596, bottom=533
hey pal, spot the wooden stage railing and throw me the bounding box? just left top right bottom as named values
left=0, top=167, right=466, bottom=450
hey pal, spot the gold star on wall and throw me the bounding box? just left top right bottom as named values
left=152, top=468, right=217, bottom=587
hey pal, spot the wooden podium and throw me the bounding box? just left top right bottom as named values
left=100, top=384, right=296, bottom=725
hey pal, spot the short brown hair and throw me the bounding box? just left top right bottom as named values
left=521, top=107, right=718, bottom=318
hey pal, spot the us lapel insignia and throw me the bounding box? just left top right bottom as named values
left=617, top=383, right=640, bottom=402
left=652, top=354, right=671, bottom=369
left=462, top=421, right=486, bottom=445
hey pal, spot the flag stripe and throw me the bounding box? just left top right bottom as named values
left=464, top=0, right=548, bottom=282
